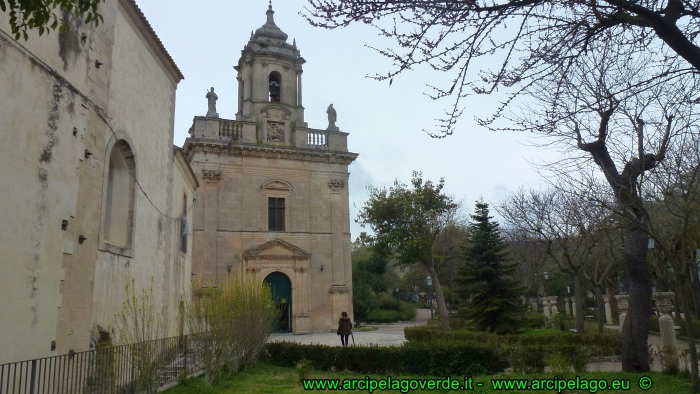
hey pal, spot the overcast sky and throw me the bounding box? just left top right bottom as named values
left=138, top=0, right=561, bottom=239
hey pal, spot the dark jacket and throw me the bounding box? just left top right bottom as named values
left=337, top=316, right=353, bottom=336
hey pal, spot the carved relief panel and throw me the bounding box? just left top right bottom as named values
left=261, top=106, right=292, bottom=145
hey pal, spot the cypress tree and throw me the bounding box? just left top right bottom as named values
left=458, top=199, right=523, bottom=334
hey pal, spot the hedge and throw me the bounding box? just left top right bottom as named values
left=403, top=326, right=621, bottom=373
left=366, top=302, right=417, bottom=323
left=263, top=341, right=507, bottom=376
left=449, top=310, right=546, bottom=330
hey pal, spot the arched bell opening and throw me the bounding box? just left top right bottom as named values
left=268, top=71, right=281, bottom=102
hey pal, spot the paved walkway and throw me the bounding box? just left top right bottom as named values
left=268, top=308, right=432, bottom=347
left=269, top=309, right=692, bottom=372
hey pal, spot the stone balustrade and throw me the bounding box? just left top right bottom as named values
left=189, top=116, right=256, bottom=142
left=307, top=130, right=327, bottom=147
left=296, top=127, right=348, bottom=151
left=187, top=117, right=350, bottom=151
left=219, top=120, right=243, bottom=140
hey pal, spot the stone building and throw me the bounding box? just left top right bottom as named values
left=183, top=5, right=358, bottom=333
left=0, top=0, right=196, bottom=364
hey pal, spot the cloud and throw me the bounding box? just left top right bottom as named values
left=491, top=183, right=511, bottom=204
left=348, top=161, right=376, bottom=239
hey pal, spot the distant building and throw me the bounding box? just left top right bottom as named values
left=183, top=5, right=358, bottom=333
left=0, top=0, right=196, bottom=364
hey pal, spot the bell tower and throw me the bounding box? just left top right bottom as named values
left=235, top=4, right=306, bottom=142
left=184, top=4, right=358, bottom=334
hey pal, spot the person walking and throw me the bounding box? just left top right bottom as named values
left=337, top=312, right=353, bottom=347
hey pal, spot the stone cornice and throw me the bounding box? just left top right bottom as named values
left=183, top=138, right=358, bottom=165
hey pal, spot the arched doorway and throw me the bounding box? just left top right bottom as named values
left=264, top=272, right=292, bottom=332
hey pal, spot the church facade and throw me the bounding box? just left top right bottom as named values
left=183, top=5, right=358, bottom=333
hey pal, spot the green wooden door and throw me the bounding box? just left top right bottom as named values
left=264, top=272, right=292, bottom=332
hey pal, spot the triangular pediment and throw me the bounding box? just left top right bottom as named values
left=243, top=239, right=311, bottom=259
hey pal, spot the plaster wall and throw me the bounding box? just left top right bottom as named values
left=0, top=34, right=88, bottom=364
left=0, top=0, right=189, bottom=363
left=90, top=6, right=179, bottom=341
left=0, top=2, right=115, bottom=363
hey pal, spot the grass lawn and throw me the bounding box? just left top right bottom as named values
left=166, top=362, right=689, bottom=393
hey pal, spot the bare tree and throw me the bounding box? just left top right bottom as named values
left=304, top=0, right=699, bottom=136
left=500, top=35, right=700, bottom=370
left=644, top=132, right=700, bottom=389
left=504, top=228, right=549, bottom=299
left=499, top=187, right=612, bottom=333
left=306, top=0, right=700, bottom=372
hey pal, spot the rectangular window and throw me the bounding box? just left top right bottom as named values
left=268, top=197, right=285, bottom=231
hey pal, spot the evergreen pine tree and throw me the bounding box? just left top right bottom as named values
left=458, top=199, right=523, bottom=334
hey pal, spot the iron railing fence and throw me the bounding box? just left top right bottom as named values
left=0, top=335, right=201, bottom=394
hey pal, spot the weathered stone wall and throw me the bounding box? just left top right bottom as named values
left=0, top=0, right=188, bottom=364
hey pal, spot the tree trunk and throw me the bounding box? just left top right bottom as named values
left=689, top=262, right=700, bottom=318
left=574, top=273, right=585, bottom=334
left=427, top=264, right=451, bottom=330
left=620, top=225, right=652, bottom=372
left=608, top=277, right=620, bottom=322
left=595, top=286, right=605, bottom=334
left=679, top=280, right=700, bottom=392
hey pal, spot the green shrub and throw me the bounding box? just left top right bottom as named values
left=505, top=344, right=546, bottom=373
left=264, top=342, right=507, bottom=376
left=546, top=352, right=571, bottom=375
left=457, top=306, right=470, bottom=319
left=366, top=302, right=416, bottom=323
left=295, top=359, right=314, bottom=382
left=377, top=293, right=399, bottom=310
left=404, top=326, right=620, bottom=372
left=186, top=278, right=277, bottom=385
left=522, top=311, right=547, bottom=329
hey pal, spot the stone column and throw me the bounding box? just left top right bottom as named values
left=297, top=70, right=303, bottom=107
left=329, top=179, right=350, bottom=329
left=201, top=171, right=222, bottom=282
left=564, top=297, right=571, bottom=316
left=572, top=299, right=577, bottom=319
left=550, top=296, right=558, bottom=316
left=543, top=296, right=551, bottom=318
left=615, top=294, right=629, bottom=331
left=653, top=292, right=678, bottom=351
left=531, top=299, right=538, bottom=312
left=603, top=294, right=613, bottom=325
left=242, top=57, right=253, bottom=117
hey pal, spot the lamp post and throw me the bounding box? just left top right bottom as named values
left=395, top=285, right=400, bottom=320
left=426, top=275, right=434, bottom=320
left=543, top=271, right=549, bottom=297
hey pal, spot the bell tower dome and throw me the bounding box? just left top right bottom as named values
left=235, top=4, right=306, bottom=128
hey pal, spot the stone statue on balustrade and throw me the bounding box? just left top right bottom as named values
left=206, top=87, right=219, bottom=118
left=326, top=104, right=339, bottom=131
